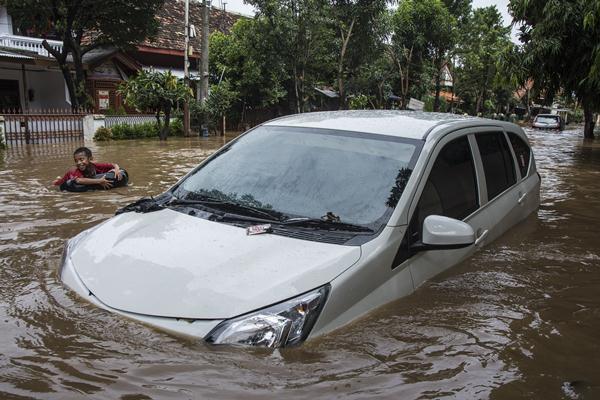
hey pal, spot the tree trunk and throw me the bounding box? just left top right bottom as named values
left=337, top=18, right=355, bottom=110
left=433, top=54, right=442, bottom=112
left=160, top=106, right=171, bottom=141
left=583, top=101, right=596, bottom=139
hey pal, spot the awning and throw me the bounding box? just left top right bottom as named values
left=314, top=87, right=339, bottom=98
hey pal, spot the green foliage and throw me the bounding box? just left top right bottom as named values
left=105, top=106, right=127, bottom=116
left=509, top=0, right=600, bottom=137
left=454, top=6, right=512, bottom=115
left=348, top=94, right=370, bottom=110
left=389, top=0, right=456, bottom=108
left=93, top=127, right=112, bottom=141
left=4, top=0, right=164, bottom=108
left=169, top=118, right=185, bottom=137
left=190, top=81, right=239, bottom=131
left=110, top=123, right=159, bottom=140
left=119, top=70, right=191, bottom=140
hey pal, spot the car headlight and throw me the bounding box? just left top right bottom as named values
left=205, top=285, right=330, bottom=348
left=59, top=228, right=94, bottom=278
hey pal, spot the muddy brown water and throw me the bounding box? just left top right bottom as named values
left=0, top=128, right=599, bottom=399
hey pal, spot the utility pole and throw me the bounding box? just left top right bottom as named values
left=183, top=0, right=190, bottom=136
left=199, top=0, right=210, bottom=105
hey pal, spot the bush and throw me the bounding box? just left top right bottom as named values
left=94, top=126, right=112, bottom=141
left=169, top=118, right=184, bottom=137
left=348, top=94, right=370, bottom=110
left=110, top=122, right=159, bottom=140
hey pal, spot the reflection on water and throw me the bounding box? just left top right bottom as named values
left=1, top=129, right=599, bottom=399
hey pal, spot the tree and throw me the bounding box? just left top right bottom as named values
left=509, top=0, right=600, bottom=138
left=329, top=0, right=388, bottom=109
left=390, top=0, right=454, bottom=109
left=454, top=6, right=511, bottom=114
left=243, top=0, right=336, bottom=114
left=4, top=0, right=164, bottom=109
left=119, top=70, right=191, bottom=140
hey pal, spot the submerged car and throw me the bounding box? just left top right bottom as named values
left=60, top=111, right=540, bottom=347
left=532, top=113, right=564, bottom=130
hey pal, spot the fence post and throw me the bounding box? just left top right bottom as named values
left=83, top=114, right=105, bottom=141
left=0, top=116, right=5, bottom=147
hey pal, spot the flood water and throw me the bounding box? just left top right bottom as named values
left=1, top=128, right=599, bottom=399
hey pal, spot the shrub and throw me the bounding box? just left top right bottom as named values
left=94, top=126, right=112, bottom=141
left=348, top=94, right=370, bottom=110
left=110, top=122, right=159, bottom=140
left=169, top=118, right=184, bottom=137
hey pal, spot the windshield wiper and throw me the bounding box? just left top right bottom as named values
left=168, top=197, right=283, bottom=221
left=280, top=217, right=374, bottom=233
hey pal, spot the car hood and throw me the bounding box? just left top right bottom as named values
left=69, top=209, right=361, bottom=319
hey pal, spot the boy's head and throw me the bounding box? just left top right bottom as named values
left=73, top=147, right=93, bottom=171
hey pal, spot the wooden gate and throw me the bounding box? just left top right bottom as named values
left=2, top=109, right=85, bottom=146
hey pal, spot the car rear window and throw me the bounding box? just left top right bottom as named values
left=507, top=132, right=531, bottom=178
left=476, top=132, right=517, bottom=200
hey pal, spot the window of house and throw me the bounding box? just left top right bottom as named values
left=507, top=132, right=531, bottom=178
left=476, top=132, right=517, bottom=200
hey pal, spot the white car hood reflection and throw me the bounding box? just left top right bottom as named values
left=70, top=209, right=361, bottom=319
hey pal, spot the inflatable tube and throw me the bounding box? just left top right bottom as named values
left=60, top=169, right=129, bottom=192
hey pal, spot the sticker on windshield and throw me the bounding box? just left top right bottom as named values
left=246, top=224, right=273, bottom=235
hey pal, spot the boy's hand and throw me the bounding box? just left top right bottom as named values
left=52, top=176, right=62, bottom=185
left=98, top=177, right=113, bottom=189
left=111, top=164, right=122, bottom=181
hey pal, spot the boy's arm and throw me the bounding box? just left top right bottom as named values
left=75, top=176, right=112, bottom=189
left=52, top=169, right=75, bottom=186
left=96, top=162, right=122, bottom=180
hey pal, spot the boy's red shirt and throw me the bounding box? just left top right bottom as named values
left=54, top=163, right=115, bottom=186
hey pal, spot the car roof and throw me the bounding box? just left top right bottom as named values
left=263, top=110, right=487, bottom=140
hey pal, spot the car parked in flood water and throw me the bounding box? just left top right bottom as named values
left=532, top=113, right=564, bottom=130
left=60, top=111, right=540, bottom=347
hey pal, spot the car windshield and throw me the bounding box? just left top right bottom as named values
left=173, top=126, right=421, bottom=227
left=536, top=115, right=559, bottom=124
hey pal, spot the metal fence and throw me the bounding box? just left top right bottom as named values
left=105, top=114, right=159, bottom=128
left=1, top=109, right=85, bottom=146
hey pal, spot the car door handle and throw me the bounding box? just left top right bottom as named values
left=517, top=192, right=527, bottom=204
left=475, top=229, right=489, bottom=246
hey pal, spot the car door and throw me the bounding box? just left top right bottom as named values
left=472, top=130, right=523, bottom=243
left=506, top=130, right=541, bottom=222
left=392, top=129, right=491, bottom=288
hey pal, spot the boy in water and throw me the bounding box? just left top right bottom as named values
left=53, top=147, right=122, bottom=190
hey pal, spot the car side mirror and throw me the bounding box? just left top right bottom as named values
left=410, top=215, right=475, bottom=252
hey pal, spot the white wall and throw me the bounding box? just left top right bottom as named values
left=25, top=68, right=70, bottom=109
left=0, top=7, right=13, bottom=35
left=0, top=63, right=70, bottom=110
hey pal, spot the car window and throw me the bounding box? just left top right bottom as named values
left=174, top=126, right=421, bottom=228
left=507, top=132, right=531, bottom=178
left=413, top=136, right=478, bottom=238
left=476, top=132, right=517, bottom=200
left=536, top=115, right=559, bottom=124
left=393, top=135, right=479, bottom=266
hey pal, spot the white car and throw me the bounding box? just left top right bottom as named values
left=60, top=111, right=540, bottom=347
left=532, top=113, right=564, bottom=130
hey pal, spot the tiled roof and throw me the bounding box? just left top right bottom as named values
left=140, top=0, right=241, bottom=52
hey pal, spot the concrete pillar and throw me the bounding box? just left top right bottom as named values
left=83, top=114, right=106, bottom=141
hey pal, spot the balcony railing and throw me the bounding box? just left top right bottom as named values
left=0, top=34, right=63, bottom=58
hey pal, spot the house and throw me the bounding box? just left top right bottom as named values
left=0, top=2, right=240, bottom=113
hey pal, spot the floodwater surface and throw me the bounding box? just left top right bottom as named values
left=0, top=128, right=599, bottom=399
